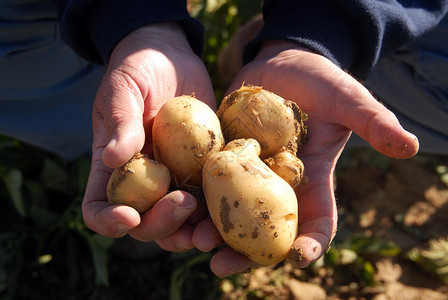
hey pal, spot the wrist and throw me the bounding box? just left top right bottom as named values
left=114, top=22, right=192, bottom=54
left=255, top=40, right=314, bottom=60
left=129, top=22, right=190, bottom=47
left=109, top=22, right=196, bottom=68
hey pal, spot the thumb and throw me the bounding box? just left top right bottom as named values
left=334, top=76, right=419, bottom=159
left=95, top=71, right=146, bottom=168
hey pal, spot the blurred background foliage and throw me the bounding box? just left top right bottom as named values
left=1, top=1, right=447, bottom=299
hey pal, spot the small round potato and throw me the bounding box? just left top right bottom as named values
left=107, top=153, right=170, bottom=213
left=217, top=85, right=307, bottom=159
left=264, top=149, right=305, bottom=189
left=152, top=95, right=224, bottom=189
left=203, top=139, right=298, bottom=265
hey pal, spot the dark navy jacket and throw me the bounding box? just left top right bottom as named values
left=58, top=0, right=448, bottom=79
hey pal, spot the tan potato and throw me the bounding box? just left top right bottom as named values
left=152, top=95, right=224, bottom=189
left=107, top=153, right=170, bottom=213
left=264, top=148, right=305, bottom=189
left=203, top=139, right=298, bottom=265
left=216, top=85, right=307, bottom=159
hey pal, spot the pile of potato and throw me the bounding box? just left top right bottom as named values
left=107, top=85, right=307, bottom=265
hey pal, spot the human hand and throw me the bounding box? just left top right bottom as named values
left=193, top=41, right=419, bottom=277
left=82, top=23, right=215, bottom=252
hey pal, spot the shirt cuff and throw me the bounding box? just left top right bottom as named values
left=243, top=0, right=359, bottom=76
left=59, top=0, right=204, bottom=65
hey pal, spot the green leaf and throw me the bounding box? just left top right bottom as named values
left=75, top=156, right=91, bottom=194
left=41, top=158, right=69, bottom=191
left=169, top=251, right=212, bottom=300
left=170, top=265, right=186, bottom=300
left=436, top=165, right=448, bottom=186
left=324, top=247, right=340, bottom=266
left=341, top=235, right=401, bottom=257
left=361, top=260, right=376, bottom=286
left=3, top=169, right=26, bottom=217
left=86, top=234, right=113, bottom=286
left=406, top=237, right=448, bottom=283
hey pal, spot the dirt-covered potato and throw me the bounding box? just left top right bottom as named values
left=107, top=153, right=170, bottom=213
left=264, top=148, right=305, bottom=189
left=216, top=85, right=307, bottom=159
left=202, top=139, right=298, bottom=265
left=152, top=95, right=224, bottom=189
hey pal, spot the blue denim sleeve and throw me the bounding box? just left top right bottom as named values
left=243, top=0, right=448, bottom=79
left=58, top=0, right=204, bottom=65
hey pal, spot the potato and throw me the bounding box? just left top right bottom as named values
left=216, top=85, right=307, bottom=159
left=107, top=153, right=170, bottom=213
left=203, top=139, right=298, bottom=265
left=152, top=95, right=224, bottom=189
left=264, top=148, right=305, bottom=189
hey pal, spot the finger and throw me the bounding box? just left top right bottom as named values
left=333, top=74, right=419, bottom=159
left=287, top=217, right=336, bottom=268
left=83, top=201, right=142, bottom=238
left=286, top=155, right=338, bottom=267
left=128, top=190, right=197, bottom=242
left=184, top=188, right=209, bottom=224
left=95, top=69, right=146, bottom=168
left=210, top=247, right=259, bottom=278
left=192, top=217, right=223, bottom=252
left=82, top=158, right=141, bottom=237
left=155, top=223, right=195, bottom=252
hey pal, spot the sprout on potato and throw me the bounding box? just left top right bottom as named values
left=203, top=139, right=298, bottom=265
left=107, top=153, right=170, bottom=213
left=152, top=95, right=225, bottom=189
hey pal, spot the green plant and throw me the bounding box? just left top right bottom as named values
left=406, top=237, right=448, bottom=284
left=322, top=234, right=401, bottom=287
left=192, top=0, right=262, bottom=100
left=0, top=136, right=112, bottom=299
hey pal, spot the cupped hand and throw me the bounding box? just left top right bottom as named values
left=195, top=41, right=419, bottom=277
left=82, top=23, right=215, bottom=252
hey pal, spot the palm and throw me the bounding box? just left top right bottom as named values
left=213, top=42, right=419, bottom=270
left=82, top=24, right=215, bottom=241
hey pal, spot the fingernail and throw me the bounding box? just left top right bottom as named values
left=172, top=192, right=197, bottom=220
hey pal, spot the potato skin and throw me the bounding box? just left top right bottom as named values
left=107, top=153, right=170, bottom=213
left=264, top=149, right=305, bottom=189
left=152, top=95, right=224, bottom=189
left=203, top=139, right=298, bottom=265
left=217, top=85, right=307, bottom=159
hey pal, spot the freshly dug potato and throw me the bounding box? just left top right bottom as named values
left=152, top=95, right=224, bottom=189
left=264, top=148, right=305, bottom=189
left=107, top=153, right=170, bottom=213
left=216, top=85, right=307, bottom=159
left=203, top=139, right=298, bottom=265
